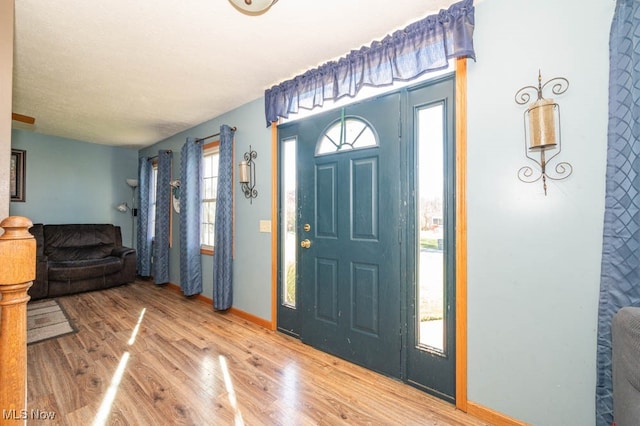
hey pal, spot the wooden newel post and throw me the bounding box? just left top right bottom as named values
left=0, top=216, right=35, bottom=422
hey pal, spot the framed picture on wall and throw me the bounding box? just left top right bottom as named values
left=10, top=149, right=26, bottom=202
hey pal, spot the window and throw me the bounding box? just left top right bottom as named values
left=150, top=162, right=158, bottom=238
left=201, top=142, right=219, bottom=252
left=316, top=117, right=377, bottom=155
left=416, top=103, right=446, bottom=352
left=281, top=137, right=297, bottom=308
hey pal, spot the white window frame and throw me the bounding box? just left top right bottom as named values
left=201, top=141, right=220, bottom=253
left=150, top=162, right=158, bottom=239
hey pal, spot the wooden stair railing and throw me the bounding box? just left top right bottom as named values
left=0, top=216, right=35, bottom=424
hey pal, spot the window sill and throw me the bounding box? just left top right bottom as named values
left=201, top=247, right=214, bottom=256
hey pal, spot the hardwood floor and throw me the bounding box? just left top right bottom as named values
left=26, top=281, right=488, bottom=425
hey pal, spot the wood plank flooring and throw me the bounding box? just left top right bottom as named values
left=26, top=281, right=488, bottom=425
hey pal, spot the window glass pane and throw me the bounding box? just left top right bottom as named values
left=282, top=138, right=297, bottom=308
left=417, top=104, right=445, bottom=353
left=210, top=156, right=219, bottom=178
left=203, top=154, right=212, bottom=177
left=150, top=166, right=158, bottom=237
left=203, top=176, right=217, bottom=200
left=201, top=148, right=219, bottom=247
left=317, top=136, right=337, bottom=155
left=316, top=118, right=377, bottom=155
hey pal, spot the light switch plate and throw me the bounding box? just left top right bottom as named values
left=259, top=220, right=271, bottom=233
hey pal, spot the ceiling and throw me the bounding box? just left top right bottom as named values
left=12, top=0, right=464, bottom=149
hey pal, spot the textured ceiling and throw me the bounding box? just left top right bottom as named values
left=12, top=0, right=465, bottom=149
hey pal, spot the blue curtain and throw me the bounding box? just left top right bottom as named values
left=213, top=125, right=235, bottom=310
left=153, top=150, right=172, bottom=284
left=264, top=0, right=475, bottom=126
left=179, top=137, right=203, bottom=296
left=137, top=156, right=153, bottom=276
left=596, top=1, right=640, bottom=424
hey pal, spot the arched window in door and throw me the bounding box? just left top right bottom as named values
left=316, top=117, right=378, bottom=155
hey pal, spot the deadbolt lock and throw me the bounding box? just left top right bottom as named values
left=303, top=224, right=311, bottom=232
left=300, top=239, right=311, bottom=249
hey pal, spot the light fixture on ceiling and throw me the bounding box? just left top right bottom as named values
left=515, top=71, right=572, bottom=196
left=228, top=0, right=278, bottom=15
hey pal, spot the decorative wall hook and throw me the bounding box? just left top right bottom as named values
left=239, top=145, right=257, bottom=203
left=170, top=179, right=180, bottom=213
left=515, top=71, right=572, bottom=195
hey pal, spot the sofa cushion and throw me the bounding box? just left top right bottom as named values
left=48, top=257, right=122, bottom=281
left=47, top=244, right=115, bottom=261
left=44, top=224, right=119, bottom=261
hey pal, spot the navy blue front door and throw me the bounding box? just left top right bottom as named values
left=277, top=75, right=457, bottom=399
left=294, top=92, right=401, bottom=377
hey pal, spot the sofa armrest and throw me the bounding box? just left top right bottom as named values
left=111, top=247, right=135, bottom=258
left=28, top=256, right=49, bottom=300
left=613, top=306, right=640, bottom=426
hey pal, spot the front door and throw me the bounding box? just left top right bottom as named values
left=277, top=75, right=456, bottom=398
left=280, top=92, right=402, bottom=377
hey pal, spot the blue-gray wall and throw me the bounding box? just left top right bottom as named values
left=146, top=1, right=610, bottom=424
left=10, top=129, right=139, bottom=245
left=466, top=0, right=613, bottom=424
left=139, top=98, right=272, bottom=320
left=9, top=0, right=616, bottom=423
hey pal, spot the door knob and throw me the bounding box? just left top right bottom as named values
left=300, top=239, right=311, bottom=249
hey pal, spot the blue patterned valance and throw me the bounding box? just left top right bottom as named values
left=264, top=0, right=475, bottom=126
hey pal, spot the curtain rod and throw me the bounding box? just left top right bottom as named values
left=145, top=125, right=237, bottom=160
left=147, top=149, right=172, bottom=161
left=196, top=126, right=237, bottom=143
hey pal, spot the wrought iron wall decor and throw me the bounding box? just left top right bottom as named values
left=515, top=71, right=572, bottom=195
left=239, top=145, right=257, bottom=203
left=170, top=179, right=180, bottom=213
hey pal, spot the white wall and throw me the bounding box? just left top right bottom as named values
left=0, top=0, right=14, bottom=220
left=466, top=0, right=614, bottom=424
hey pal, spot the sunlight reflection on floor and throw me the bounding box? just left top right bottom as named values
left=219, top=355, right=245, bottom=426
left=280, top=363, right=299, bottom=426
left=92, top=307, right=146, bottom=426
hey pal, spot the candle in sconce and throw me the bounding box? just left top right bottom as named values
left=528, top=98, right=556, bottom=149
left=238, top=161, right=250, bottom=183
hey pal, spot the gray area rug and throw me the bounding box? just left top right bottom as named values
left=27, top=299, right=77, bottom=345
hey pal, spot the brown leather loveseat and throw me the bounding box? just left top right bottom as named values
left=28, top=224, right=136, bottom=300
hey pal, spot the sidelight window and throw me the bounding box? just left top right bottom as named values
left=281, top=137, right=297, bottom=308
left=416, top=103, right=446, bottom=353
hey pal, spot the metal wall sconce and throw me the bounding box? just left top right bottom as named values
left=515, top=71, right=573, bottom=195
left=170, top=179, right=180, bottom=214
left=239, top=145, right=257, bottom=203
